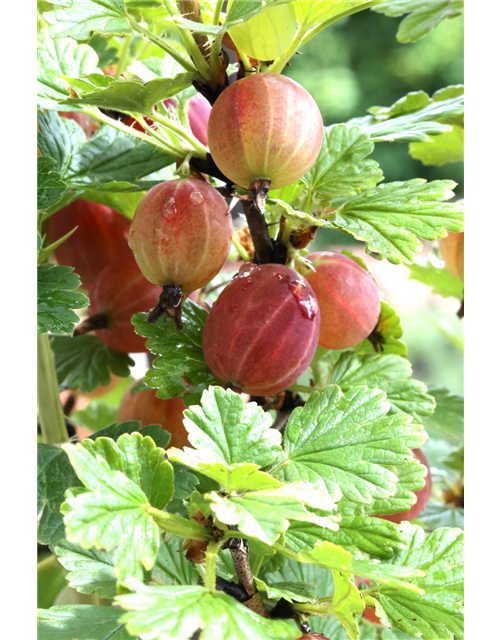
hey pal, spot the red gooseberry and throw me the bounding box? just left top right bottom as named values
left=302, top=251, right=380, bottom=350
left=129, top=178, right=232, bottom=295
left=46, top=200, right=131, bottom=291
left=207, top=73, right=323, bottom=191
left=203, top=263, right=320, bottom=396
left=88, top=255, right=161, bottom=353
left=117, top=383, right=189, bottom=449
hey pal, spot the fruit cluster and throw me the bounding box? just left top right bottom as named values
left=50, top=73, right=439, bottom=503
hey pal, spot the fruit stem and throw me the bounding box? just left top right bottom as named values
left=37, top=334, right=69, bottom=445
left=73, top=313, right=109, bottom=337
left=126, top=15, right=197, bottom=73
left=115, top=35, right=132, bottom=78
left=231, top=234, right=251, bottom=262
left=148, top=507, right=214, bottom=540
left=241, top=200, right=274, bottom=264
left=163, top=0, right=212, bottom=81
left=287, top=384, right=314, bottom=395
left=211, top=0, right=223, bottom=25
left=226, top=537, right=269, bottom=618
left=204, top=540, right=222, bottom=593
left=151, top=111, right=209, bottom=157
left=148, top=285, right=184, bottom=329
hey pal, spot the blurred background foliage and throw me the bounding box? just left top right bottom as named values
left=286, top=9, right=464, bottom=395
left=287, top=9, right=464, bottom=196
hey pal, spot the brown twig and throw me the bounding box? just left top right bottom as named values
left=73, top=313, right=109, bottom=337
left=241, top=199, right=275, bottom=264
left=226, top=537, right=270, bottom=618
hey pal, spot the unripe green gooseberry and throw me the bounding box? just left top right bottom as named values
left=228, top=1, right=297, bottom=61
left=128, top=178, right=233, bottom=295
left=208, top=73, right=323, bottom=190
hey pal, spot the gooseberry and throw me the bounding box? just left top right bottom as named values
left=117, top=383, right=189, bottom=449
left=302, top=252, right=380, bottom=350
left=129, top=178, right=232, bottom=325
left=88, top=255, right=161, bottom=353
left=438, top=232, right=464, bottom=280
left=207, top=73, right=323, bottom=191
left=203, top=263, right=320, bottom=396
left=46, top=200, right=131, bottom=291
left=378, top=449, right=432, bottom=523
left=124, top=93, right=211, bottom=145
left=228, top=2, right=297, bottom=61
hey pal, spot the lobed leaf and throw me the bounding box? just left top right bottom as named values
left=45, top=0, right=132, bottom=40
left=37, top=157, right=67, bottom=211
left=407, top=262, right=464, bottom=300
left=37, top=263, right=89, bottom=335
left=37, top=605, right=135, bottom=640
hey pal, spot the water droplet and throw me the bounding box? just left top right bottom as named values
left=163, top=197, right=177, bottom=214
left=288, top=280, right=319, bottom=321
left=237, top=263, right=261, bottom=279
left=190, top=191, right=204, bottom=205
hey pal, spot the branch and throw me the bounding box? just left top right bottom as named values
left=226, top=537, right=270, bottom=618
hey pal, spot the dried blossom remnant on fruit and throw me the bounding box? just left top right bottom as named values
left=235, top=226, right=255, bottom=262
left=208, top=73, right=323, bottom=190
left=203, top=263, right=320, bottom=396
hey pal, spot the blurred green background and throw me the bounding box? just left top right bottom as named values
left=288, top=10, right=464, bottom=395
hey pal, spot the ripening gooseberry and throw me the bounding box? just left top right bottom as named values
left=228, top=1, right=297, bottom=61
left=89, top=255, right=161, bottom=353
left=377, top=449, right=432, bottom=523
left=207, top=73, right=323, bottom=190
left=302, top=252, right=380, bottom=350
left=203, top=263, right=320, bottom=396
left=438, top=232, right=464, bottom=280
left=46, top=200, right=131, bottom=291
left=117, top=383, right=189, bottom=449
left=129, top=178, right=232, bottom=295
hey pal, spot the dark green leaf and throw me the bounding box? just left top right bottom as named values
left=38, top=157, right=68, bottom=211
left=38, top=264, right=89, bottom=335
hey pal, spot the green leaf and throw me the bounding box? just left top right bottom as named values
left=294, top=0, right=376, bottom=35
left=38, top=157, right=67, bottom=211
left=207, top=483, right=339, bottom=546
left=355, top=86, right=464, bottom=144
left=285, top=516, right=407, bottom=560
left=423, top=386, right=463, bottom=441
left=280, top=385, right=426, bottom=505
left=38, top=263, right=89, bottom=335
left=37, top=30, right=99, bottom=110
left=344, top=456, right=427, bottom=517
left=373, top=0, right=464, bottom=43
left=356, top=301, right=407, bottom=357
left=116, top=583, right=301, bottom=640
left=264, top=557, right=333, bottom=598
left=418, top=504, right=464, bottom=530
left=325, top=351, right=435, bottom=421
left=87, top=420, right=170, bottom=449
left=38, top=110, right=175, bottom=190
left=327, top=179, right=463, bottom=264
left=373, top=524, right=464, bottom=640
left=278, top=540, right=423, bottom=591
left=63, top=72, right=196, bottom=114
left=444, top=446, right=464, bottom=475
left=407, top=262, right=464, bottom=299
left=170, top=448, right=283, bottom=492
left=38, top=444, right=81, bottom=545
left=132, top=302, right=218, bottom=403
left=37, top=605, right=135, bottom=640
left=302, top=124, right=384, bottom=204
left=410, top=124, right=463, bottom=166
left=54, top=540, right=117, bottom=598
left=72, top=402, right=118, bottom=432
left=254, top=577, right=318, bottom=604
left=61, top=435, right=172, bottom=583
left=45, top=0, right=132, bottom=39
left=152, top=537, right=199, bottom=586
left=182, top=387, right=281, bottom=466
left=81, top=433, right=175, bottom=509
left=327, top=572, right=364, bottom=640
left=37, top=554, right=67, bottom=609
left=53, top=335, right=134, bottom=393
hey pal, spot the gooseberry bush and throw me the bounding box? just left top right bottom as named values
left=37, top=2, right=464, bottom=640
